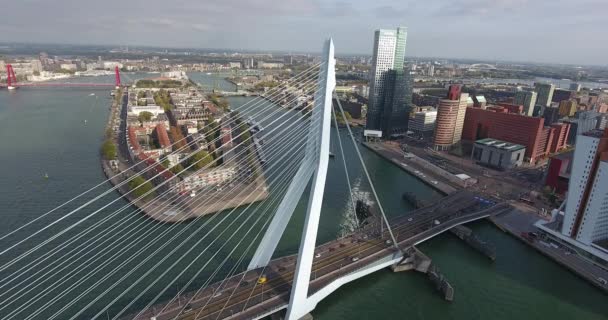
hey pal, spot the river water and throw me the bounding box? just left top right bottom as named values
left=0, top=73, right=605, bottom=320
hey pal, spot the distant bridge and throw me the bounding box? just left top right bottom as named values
left=1, top=64, right=123, bottom=89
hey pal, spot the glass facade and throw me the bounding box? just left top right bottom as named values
left=366, top=27, right=409, bottom=137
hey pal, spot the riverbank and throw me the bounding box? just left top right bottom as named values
left=489, top=203, right=608, bottom=293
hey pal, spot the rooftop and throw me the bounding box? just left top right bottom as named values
left=475, top=138, right=526, bottom=151
left=582, top=128, right=608, bottom=139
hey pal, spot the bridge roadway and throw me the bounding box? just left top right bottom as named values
left=131, top=191, right=510, bottom=320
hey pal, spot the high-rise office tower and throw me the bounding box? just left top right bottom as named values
left=561, top=129, right=608, bottom=246
left=534, top=82, right=556, bottom=108
left=366, top=27, right=408, bottom=137
left=433, top=85, right=469, bottom=150
left=514, top=90, right=538, bottom=116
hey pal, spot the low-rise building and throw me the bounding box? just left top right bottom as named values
left=410, top=110, right=437, bottom=135
left=471, top=138, right=526, bottom=170
left=175, top=166, right=237, bottom=193
left=128, top=105, right=164, bottom=116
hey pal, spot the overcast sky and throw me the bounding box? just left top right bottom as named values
left=2, top=0, right=607, bottom=65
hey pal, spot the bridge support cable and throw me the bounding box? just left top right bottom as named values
left=0, top=66, right=323, bottom=278
left=0, top=93, right=320, bottom=307
left=0, top=63, right=322, bottom=250
left=331, top=107, right=357, bottom=224
left=0, top=66, right=324, bottom=288
left=92, top=116, right=320, bottom=320
left=334, top=97, right=400, bottom=251
left=120, top=143, right=316, bottom=320
left=7, top=89, right=320, bottom=318
left=40, top=114, right=318, bottom=320
left=1, top=100, right=319, bottom=319
left=0, top=63, right=321, bottom=256
left=0, top=86, right=323, bottom=310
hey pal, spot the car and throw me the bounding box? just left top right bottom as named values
left=407, top=217, right=413, bottom=222
left=385, top=239, right=393, bottom=245
left=315, top=253, right=321, bottom=258
left=351, top=257, right=359, bottom=262
left=257, top=275, right=268, bottom=284
left=213, top=291, right=222, bottom=298
left=598, top=277, right=607, bottom=285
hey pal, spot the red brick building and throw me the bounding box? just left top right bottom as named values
left=496, top=103, right=524, bottom=115
left=462, top=106, right=570, bottom=164
left=545, top=151, right=573, bottom=194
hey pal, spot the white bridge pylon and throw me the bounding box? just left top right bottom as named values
left=247, top=38, right=336, bottom=320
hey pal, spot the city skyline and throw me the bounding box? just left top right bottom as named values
left=1, top=0, right=607, bottom=66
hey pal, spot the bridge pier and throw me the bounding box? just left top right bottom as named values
left=449, top=225, right=496, bottom=260
left=391, top=247, right=454, bottom=302
left=391, top=246, right=432, bottom=273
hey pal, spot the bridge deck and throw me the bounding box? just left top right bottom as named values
left=131, top=191, right=510, bottom=320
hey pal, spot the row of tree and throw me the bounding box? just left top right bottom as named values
left=153, top=90, right=173, bottom=111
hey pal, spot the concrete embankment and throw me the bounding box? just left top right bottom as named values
left=489, top=205, right=608, bottom=293
left=362, top=142, right=459, bottom=195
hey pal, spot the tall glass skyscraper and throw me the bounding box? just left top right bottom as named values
left=366, top=27, right=410, bottom=138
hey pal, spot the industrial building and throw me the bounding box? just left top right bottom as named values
left=471, top=138, right=526, bottom=170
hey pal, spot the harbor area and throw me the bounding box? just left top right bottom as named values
left=362, top=141, right=473, bottom=195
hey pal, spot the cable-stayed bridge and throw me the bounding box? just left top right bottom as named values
left=0, top=39, right=506, bottom=320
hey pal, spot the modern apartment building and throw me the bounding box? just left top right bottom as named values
left=535, top=82, right=556, bottom=108
left=514, top=90, right=538, bottom=116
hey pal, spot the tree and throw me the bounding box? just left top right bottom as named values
left=209, top=94, right=230, bottom=111
left=101, top=140, right=117, bottom=159
left=138, top=111, right=154, bottom=123
left=128, top=175, right=155, bottom=199
left=162, top=159, right=184, bottom=175
left=189, top=150, right=214, bottom=171
left=169, top=126, right=187, bottom=150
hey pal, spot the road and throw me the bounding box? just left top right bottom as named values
left=129, top=191, right=509, bottom=320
